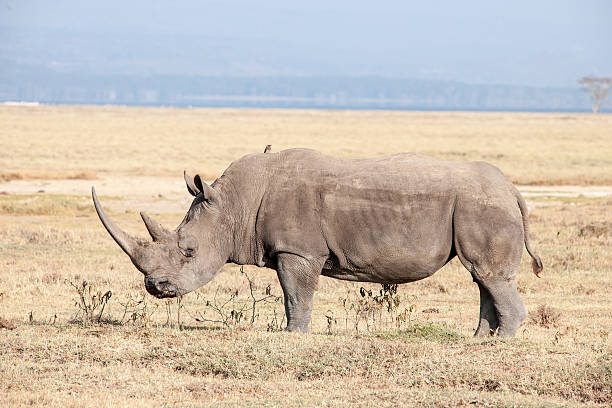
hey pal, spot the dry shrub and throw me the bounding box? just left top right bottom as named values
left=578, top=221, right=612, bottom=238
left=65, top=171, right=97, bottom=180
left=41, top=272, right=62, bottom=285
left=119, top=290, right=158, bottom=327
left=189, top=267, right=282, bottom=329
left=340, top=284, right=419, bottom=333
left=67, top=279, right=113, bottom=324
left=530, top=304, right=561, bottom=328
left=572, top=283, right=596, bottom=295
left=0, top=172, right=24, bottom=182
left=0, top=316, right=16, bottom=330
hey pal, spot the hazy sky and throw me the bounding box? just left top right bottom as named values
left=1, top=0, right=611, bottom=87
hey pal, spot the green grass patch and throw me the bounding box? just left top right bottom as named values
left=377, top=323, right=463, bottom=343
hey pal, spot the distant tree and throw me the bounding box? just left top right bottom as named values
left=578, top=76, right=612, bottom=113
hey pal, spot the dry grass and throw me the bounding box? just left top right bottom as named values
left=0, top=106, right=611, bottom=407
left=0, top=171, right=97, bottom=182
left=1, top=105, right=611, bottom=185
left=0, top=194, right=93, bottom=216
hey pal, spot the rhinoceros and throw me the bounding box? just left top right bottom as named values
left=92, top=148, right=542, bottom=337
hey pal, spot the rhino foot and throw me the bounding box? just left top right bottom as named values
left=477, top=279, right=527, bottom=338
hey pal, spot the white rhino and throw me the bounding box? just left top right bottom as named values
left=93, top=148, right=542, bottom=337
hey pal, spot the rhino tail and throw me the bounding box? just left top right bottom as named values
left=515, top=188, right=543, bottom=277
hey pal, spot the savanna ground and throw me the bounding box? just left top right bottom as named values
left=0, top=105, right=611, bottom=407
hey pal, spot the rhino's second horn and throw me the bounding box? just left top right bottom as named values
left=140, top=212, right=171, bottom=241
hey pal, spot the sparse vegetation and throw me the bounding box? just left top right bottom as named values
left=67, top=279, right=113, bottom=324
left=340, top=283, right=419, bottom=333
left=0, top=170, right=97, bottom=182
left=530, top=304, right=562, bottom=328
left=0, top=316, right=16, bottom=330
left=579, top=221, right=612, bottom=238
left=0, top=194, right=93, bottom=216
left=119, top=289, right=157, bottom=327
left=188, top=267, right=283, bottom=329
left=0, top=106, right=610, bottom=407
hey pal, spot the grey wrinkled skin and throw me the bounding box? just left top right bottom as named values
left=93, top=148, right=543, bottom=337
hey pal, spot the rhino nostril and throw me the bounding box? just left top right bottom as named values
left=156, top=279, right=171, bottom=288
left=144, top=277, right=156, bottom=291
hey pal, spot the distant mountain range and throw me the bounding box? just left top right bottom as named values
left=0, top=71, right=599, bottom=112
left=1, top=23, right=607, bottom=112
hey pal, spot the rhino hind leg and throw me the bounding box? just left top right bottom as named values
left=275, top=253, right=325, bottom=333
left=478, top=279, right=527, bottom=337
left=474, top=283, right=499, bottom=336
left=454, top=205, right=527, bottom=337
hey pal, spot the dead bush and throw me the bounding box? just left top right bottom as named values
left=119, top=290, right=157, bottom=327
left=189, top=266, right=281, bottom=329
left=0, top=316, right=16, bottom=330
left=572, top=283, right=596, bottom=295
left=67, top=279, right=113, bottom=324
left=341, top=284, right=418, bottom=333
left=578, top=221, right=611, bottom=238
left=530, top=304, right=561, bottom=328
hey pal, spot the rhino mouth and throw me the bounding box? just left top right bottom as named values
left=144, top=277, right=181, bottom=298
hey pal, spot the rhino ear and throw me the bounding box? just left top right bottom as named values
left=194, top=174, right=221, bottom=203
left=184, top=170, right=200, bottom=197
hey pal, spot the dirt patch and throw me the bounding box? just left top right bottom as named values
left=520, top=185, right=612, bottom=198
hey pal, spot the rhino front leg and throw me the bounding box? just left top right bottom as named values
left=275, top=253, right=324, bottom=333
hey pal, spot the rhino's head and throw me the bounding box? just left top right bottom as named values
left=92, top=172, right=232, bottom=298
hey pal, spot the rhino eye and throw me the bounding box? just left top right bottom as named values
left=181, top=247, right=194, bottom=257
left=178, top=235, right=198, bottom=257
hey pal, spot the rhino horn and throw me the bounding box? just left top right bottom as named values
left=92, top=186, right=141, bottom=259
left=140, top=211, right=171, bottom=241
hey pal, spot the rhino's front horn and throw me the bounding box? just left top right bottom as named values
left=140, top=212, right=171, bottom=241
left=92, top=187, right=140, bottom=259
